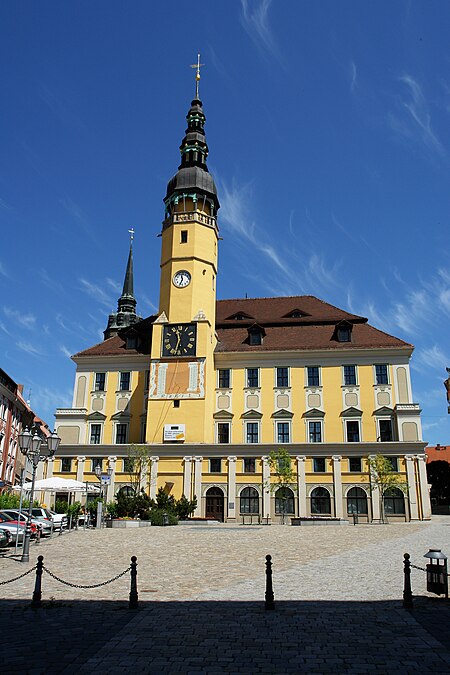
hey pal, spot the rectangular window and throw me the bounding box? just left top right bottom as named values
left=123, top=457, right=134, bottom=473
left=309, top=421, right=322, bottom=443
left=61, top=457, right=72, bottom=473
left=346, top=420, right=360, bottom=443
left=379, top=419, right=393, bottom=442
left=90, top=424, right=101, bottom=445
left=218, top=369, right=230, bottom=388
left=277, top=422, right=290, bottom=443
left=217, top=423, right=230, bottom=444
left=348, top=457, right=362, bottom=472
left=246, top=368, right=259, bottom=388
left=243, top=458, right=256, bottom=473
left=119, top=371, right=131, bottom=391
left=343, top=365, right=357, bottom=386
left=375, top=364, right=389, bottom=385
left=249, top=330, right=262, bottom=345
left=91, top=457, right=102, bottom=472
left=388, top=457, right=399, bottom=472
left=276, top=367, right=289, bottom=388
left=209, top=458, right=222, bottom=473
left=246, top=422, right=259, bottom=443
left=313, top=457, right=326, bottom=473
left=307, top=366, right=320, bottom=387
left=180, top=230, right=188, bottom=243
left=94, top=373, right=106, bottom=391
left=115, top=424, right=128, bottom=444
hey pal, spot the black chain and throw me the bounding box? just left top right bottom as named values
left=0, top=565, right=37, bottom=585
left=410, top=563, right=426, bottom=572
left=42, top=565, right=131, bottom=589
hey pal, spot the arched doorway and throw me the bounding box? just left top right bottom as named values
left=346, top=487, right=368, bottom=520
left=205, top=487, right=224, bottom=522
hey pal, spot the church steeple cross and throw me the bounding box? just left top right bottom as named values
left=190, top=53, right=204, bottom=99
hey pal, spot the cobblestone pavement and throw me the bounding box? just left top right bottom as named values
left=1, top=518, right=450, bottom=673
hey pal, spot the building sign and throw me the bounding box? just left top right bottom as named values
left=164, top=424, right=185, bottom=442
left=101, top=475, right=111, bottom=485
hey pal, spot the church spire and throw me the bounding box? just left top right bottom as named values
left=104, top=230, right=142, bottom=340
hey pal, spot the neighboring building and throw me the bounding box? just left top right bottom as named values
left=0, top=368, right=50, bottom=487
left=426, top=444, right=450, bottom=464
left=52, top=80, right=431, bottom=523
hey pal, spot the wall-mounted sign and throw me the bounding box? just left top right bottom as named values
left=100, top=475, right=111, bottom=485
left=164, top=424, right=185, bottom=442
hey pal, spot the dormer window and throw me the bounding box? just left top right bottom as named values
left=248, top=324, right=265, bottom=346
left=335, top=321, right=353, bottom=343
left=290, top=311, right=303, bottom=318
left=126, top=336, right=137, bottom=349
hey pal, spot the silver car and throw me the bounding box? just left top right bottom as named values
left=0, top=514, right=26, bottom=544
left=0, top=510, right=53, bottom=537
left=32, top=507, right=68, bottom=530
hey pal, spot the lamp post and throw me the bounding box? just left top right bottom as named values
left=18, top=428, right=60, bottom=563
left=94, top=464, right=113, bottom=529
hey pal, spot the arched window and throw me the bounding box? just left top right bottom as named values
left=310, top=487, right=331, bottom=514
left=383, top=487, right=405, bottom=515
left=240, top=487, right=259, bottom=514
left=347, top=487, right=368, bottom=515
left=117, top=486, right=135, bottom=498
left=275, top=487, right=295, bottom=514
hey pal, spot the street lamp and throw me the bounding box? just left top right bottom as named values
left=94, top=464, right=113, bottom=528
left=18, top=427, right=60, bottom=563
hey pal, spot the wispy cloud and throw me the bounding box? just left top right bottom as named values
left=59, top=344, right=73, bottom=358
left=240, top=0, right=282, bottom=64
left=60, top=195, right=97, bottom=243
left=79, top=278, right=115, bottom=308
left=0, top=261, right=8, bottom=277
left=16, top=341, right=42, bottom=357
left=139, top=293, right=158, bottom=312
left=39, top=269, right=64, bottom=294
left=4, top=306, right=36, bottom=329
left=106, top=277, right=122, bottom=294
left=0, top=321, right=11, bottom=336
left=0, top=197, right=14, bottom=211
left=37, top=82, right=84, bottom=129
left=388, top=74, right=446, bottom=159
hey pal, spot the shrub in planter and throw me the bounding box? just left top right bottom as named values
left=174, top=495, right=197, bottom=520
left=148, top=509, right=178, bottom=526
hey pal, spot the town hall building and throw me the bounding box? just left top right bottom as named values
left=50, top=70, right=431, bottom=523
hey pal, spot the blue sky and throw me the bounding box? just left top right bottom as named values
left=1, top=0, right=449, bottom=444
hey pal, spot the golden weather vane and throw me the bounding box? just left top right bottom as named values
left=190, top=53, right=204, bottom=99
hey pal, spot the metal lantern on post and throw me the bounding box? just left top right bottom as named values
left=424, top=549, right=448, bottom=598
left=18, top=427, right=60, bottom=563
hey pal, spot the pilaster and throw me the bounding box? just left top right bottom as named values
left=106, top=456, right=117, bottom=503
left=296, top=456, right=307, bottom=516
left=149, top=456, right=159, bottom=499
left=227, top=456, right=237, bottom=521
left=193, top=456, right=203, bottom=516
left=76, top=456, right=86, bottom=483
left=332, top=455, right=343, bottom=518
left=262, top=456, right=271, bottom=520
left=369, top=455, right=381, bottom=521
left=416, top=454, right=431, bottom=520
left=183, top=456, right=192, bottom=498
left=405, top=454, right=419, bottom=520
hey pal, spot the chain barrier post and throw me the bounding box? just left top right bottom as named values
left=265, top=554, right=275, bottom=610
left=32, top=555, right=44, bottom=607
left=403, top=552, right=413, bottom=609
left=129, top=556, right=138, bottom=609
left=35, top=527, right=41, bottom=545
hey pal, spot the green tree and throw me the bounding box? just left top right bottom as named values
left=368, top=454, right=408, bottom=523
left=174, top=494, right=197, bottom=520
left=267, top=448, right=297, bottom=524
left=125, top=444, right=152, bottom=494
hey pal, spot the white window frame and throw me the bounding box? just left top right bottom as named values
left=342, top=365, right=358, bottom=386
left=118, top=371, right=131, bottom=391
left=245, top=421, right=260, bottom=444
left=275, top=367, right=290, bottom=388
left=217, top=368, right=231, bottom=389
left=306, top=366, right=321, bottom=387
left=89, top=423, right=103, bottom=445
left=246, top=368, right=260, bottom=388
left=345, top=418, right=361, bottom=443
left=275, top=420, right=291, bottom=444
left=374, top=364, right=389, bottom=386
left=377, top=417, right=394, bottom=442
left=115, top=422, right=129, bottom=445
left=308, top=419, right=323, bottom=443
left=216, top=422, right=231, bottom=444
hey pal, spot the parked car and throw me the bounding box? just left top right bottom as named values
left=32, top=507, right=68, bottom=530
left=0, top=511, right=44, bottom=536
left=0, top=528, right=12, bottom=547
left=0, top=513, right=29, bottom=544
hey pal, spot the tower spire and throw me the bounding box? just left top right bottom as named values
left=190, top=53, right=204, bottom=100
left=104, top=230, right=142, bottom=340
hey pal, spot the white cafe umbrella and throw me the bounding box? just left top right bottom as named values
left=13, top=477, right=100, bottom=493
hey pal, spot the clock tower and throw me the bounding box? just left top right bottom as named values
left=146, top=61, right=220, bottom=444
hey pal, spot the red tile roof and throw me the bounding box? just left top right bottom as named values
left=74, top=296, right=411, bottom=357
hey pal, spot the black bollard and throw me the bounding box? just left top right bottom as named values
left=129, top=556, right=138, bottom=609
left=265, top=554, right=275, bottom=610
left=403, top=552, right=413, bottom=609
left=32, top=555, right=44, bottom=607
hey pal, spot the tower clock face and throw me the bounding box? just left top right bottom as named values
left=173, top=270, right=191, bottom=288
left=162, top=324, right=197, bottom=357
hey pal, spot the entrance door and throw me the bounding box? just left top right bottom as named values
left=205, top=487, right=224, bottom=522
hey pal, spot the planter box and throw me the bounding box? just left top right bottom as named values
left=108, top=519, right=152, bottom=528
left=291, top=517, right=349, bottom=526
